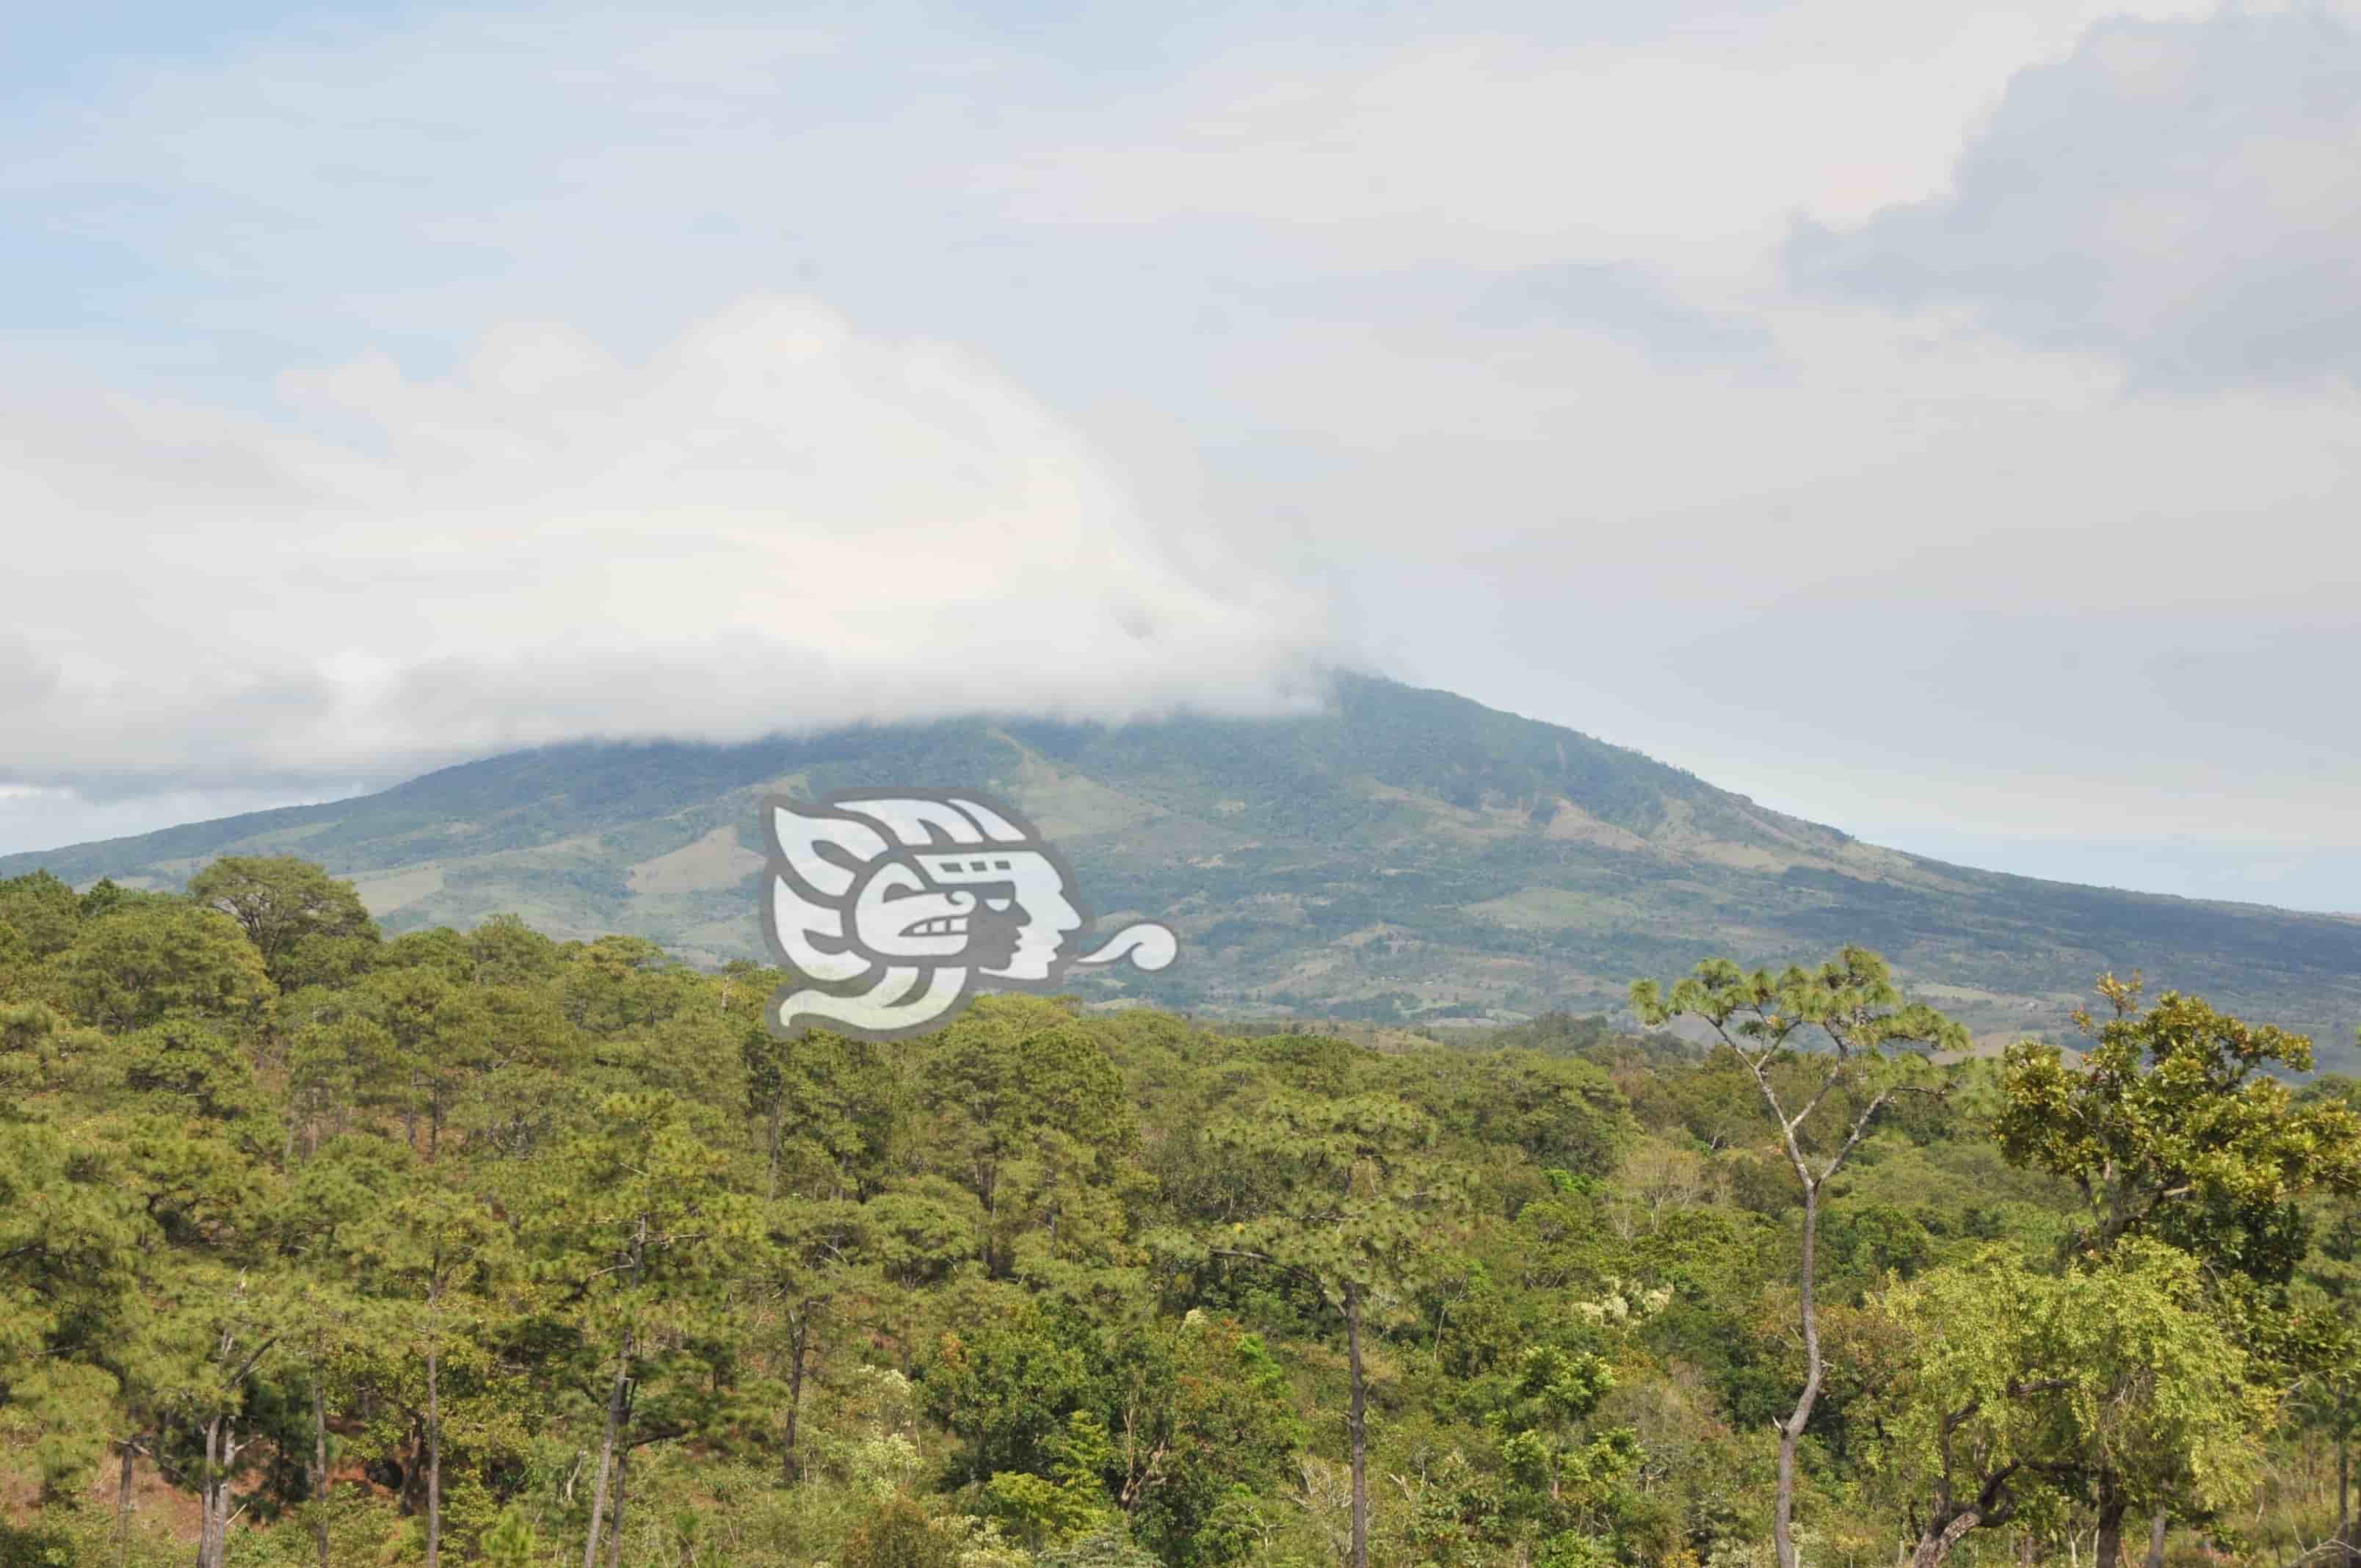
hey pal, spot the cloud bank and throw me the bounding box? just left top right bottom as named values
left=1, top=297, right=1335, bottom=794
left=1790, top=9, right=2361, bottom=389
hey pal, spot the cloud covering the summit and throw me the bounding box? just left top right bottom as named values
left=2, top=297, right=1333, bottom=791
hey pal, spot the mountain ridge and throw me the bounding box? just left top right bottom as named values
left=9, top=672, right=2357, bottom=1061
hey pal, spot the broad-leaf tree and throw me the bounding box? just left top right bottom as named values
left=1998, top=978, right=2361, bottom=1562
left=186, top=857, right=379, bottom=992
left=1998, top=976, right=2361, bottom=1280
left=1875, top=1241, right=2271, bottom=1567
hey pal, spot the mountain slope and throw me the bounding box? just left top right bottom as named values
left=10, top=673, right=2358, bottom=1059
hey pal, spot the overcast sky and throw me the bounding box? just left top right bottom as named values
left=5, top=0, right=2358, bottom=911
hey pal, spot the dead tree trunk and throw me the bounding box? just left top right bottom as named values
left=424, top=1284, right=443, bottom=1568
left=782, top=1311, right=809, bottom=1485
left=313, top=1383, right=333, bottom=1568
left=605, top=1442, right=630, bottom=1568
left=581, top=1333, right=634, bottom=1568
left=1346, top=1282, right=1369, bottom=1568
left=196, top=1418, right=247, bottom=1568
left=764, top=1096, right=785, bottom=1201
left=115, top=1435, right=138, bottom=1567
left=582, top=1212, right=645, bottom=1568
left=2340, top=1428, right=2353, bottom=1568
left=195, top=1417, right=221, bottom=1568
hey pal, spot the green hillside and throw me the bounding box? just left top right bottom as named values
left=8, top=672, right=2357, bottom=1056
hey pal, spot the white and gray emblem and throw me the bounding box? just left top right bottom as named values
left=759, top=791, right=1178, bottom=1040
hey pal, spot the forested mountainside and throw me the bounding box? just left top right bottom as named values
left=8, top=675, right=2357, bottom=1064
left=4, top=861, right=2360, bottom=1568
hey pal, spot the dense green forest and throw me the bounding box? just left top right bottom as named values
left=5, top=857, right=2360, bottom=1568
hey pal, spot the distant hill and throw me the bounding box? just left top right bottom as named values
left=9, top=673, right=2357, bottom=1062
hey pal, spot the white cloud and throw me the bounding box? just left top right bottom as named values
left=969, top=1, right=2219, bottom=273
left=0, top=297, right=1335, bottom=790
left=1789, top=8, right=2361, bottom=388
left=1151, top=281, right=2361, bottom=846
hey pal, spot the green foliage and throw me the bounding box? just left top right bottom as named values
left=1392, top=1050, right=1635, bottom=1178
left=49, top=899, right=275, bottom=1032
left=186, top=855, right=379, bottom=991
left=0, top=1522, right=75, bottom=1568
left=984, top=1410, right=1117, bottom=1548
left=925, top=1303, right=1095, bottom=1484
left=1874, top=1241, right=2274, bottom=1535
left=0, top=872, right=79, bottom=968
left=1038, top=1527, right=1164, bottom=1567
left=0, top=1108, right=137, bottom=1487
left=1, top=861, right=2352, bottom=1568
left=843, top=1495, right=966, bottom=1568
left=1998, top=973, right=2361, bottom=1284
left=744, top=1021, right=898, bottom=1198
left=1188, top=1091, right=1465, bottom=1298
left=477, top=1503, right=540, bottom=1567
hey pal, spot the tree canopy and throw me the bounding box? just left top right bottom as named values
left=1, top=863, right=2357, bottom=1568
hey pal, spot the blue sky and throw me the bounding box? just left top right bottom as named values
left=4, top=0, right=2358, bottom=912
